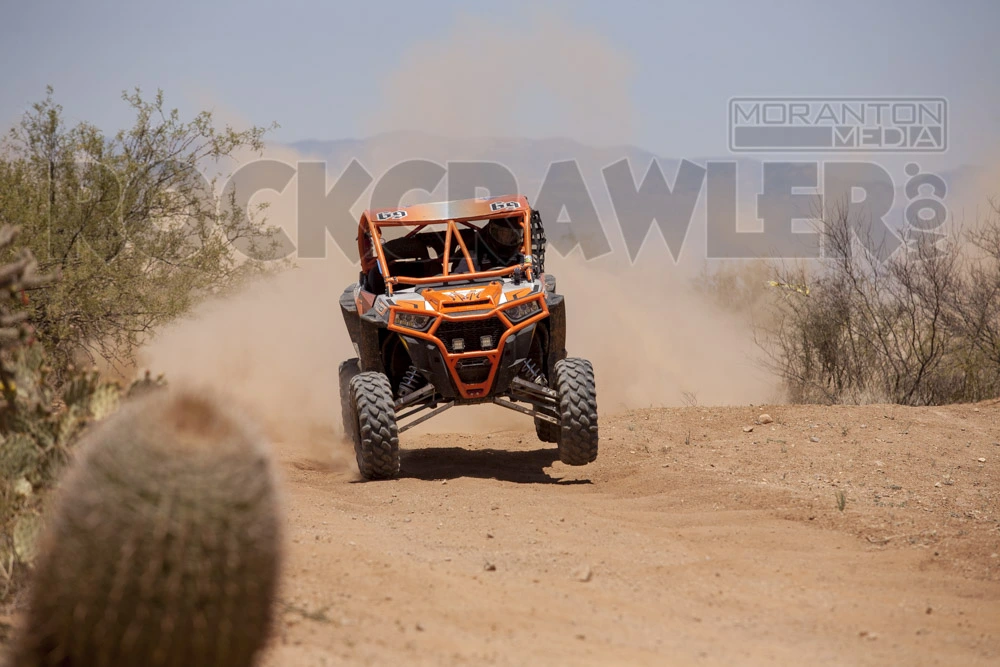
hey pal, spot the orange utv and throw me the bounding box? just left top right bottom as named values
left=338, top=195, right=598, bottom=480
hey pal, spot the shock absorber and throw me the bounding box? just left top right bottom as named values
left=398, top=365, right=424, bottom=397
left=520, top=358, right=547, bottom=386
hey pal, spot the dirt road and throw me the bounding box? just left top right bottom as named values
left=264, top=402, right=1000, bottom=666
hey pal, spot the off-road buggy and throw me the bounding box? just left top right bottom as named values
left=338, top=195, right=598, bottom=480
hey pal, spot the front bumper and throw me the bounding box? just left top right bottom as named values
left=401, top=323, right=536, bottom=402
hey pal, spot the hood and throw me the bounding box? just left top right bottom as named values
left=392, top=280, right=539, bottom=315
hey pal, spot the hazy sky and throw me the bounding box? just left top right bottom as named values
left=2, top=0, right=998, bottom=167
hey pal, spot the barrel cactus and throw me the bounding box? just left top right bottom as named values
left=10, top=389, right=283, bottom=667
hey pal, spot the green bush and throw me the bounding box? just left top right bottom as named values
left=0, top=88, right=283, bottom=374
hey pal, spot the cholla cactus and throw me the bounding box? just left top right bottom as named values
left=11, top=389, right=283, bottom=667
left=0, top=226, right=57, bottom=592
left=0, top=225, right=136, bottom=595
left=0, top=225, right=55, bottom=419
left=125, top=369, right=168, bottom=399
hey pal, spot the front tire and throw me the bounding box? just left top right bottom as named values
left=349, top=372, right=400, bottom=480
left=553, top=358, right=598, bottom=465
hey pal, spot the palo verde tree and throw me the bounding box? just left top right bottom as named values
left=0, top=88, right=284, bottom=373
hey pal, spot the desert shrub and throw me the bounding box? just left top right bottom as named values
left=0, top=88, right=283, bottom=374
left=757, top=201, right=1000, bottom=405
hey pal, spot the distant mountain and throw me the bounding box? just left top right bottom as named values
left=283, top=131, right=985, bottom=202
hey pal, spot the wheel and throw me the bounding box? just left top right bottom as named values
left=552, top=358, right=598, bottom=465
left=349, top=371, right=400, bottom=480
left=338, top=358, right=360, bottom=442
left=534, top=416, right=560, bottom=443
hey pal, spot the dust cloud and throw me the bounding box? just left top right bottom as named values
left=548, top=252, right=777, bottom=411
left=139, top=247, right=774, bottom=451
left=136, top=261, right=357, bottom=464
left=139, top=6, right=777, bottom=452
left=367, top=10, right=636, bottom=147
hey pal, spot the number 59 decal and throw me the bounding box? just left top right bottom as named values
left=490, top=201, right=521, bottom=212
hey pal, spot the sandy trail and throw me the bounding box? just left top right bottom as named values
left=262, top=402, right=1000, bottom=666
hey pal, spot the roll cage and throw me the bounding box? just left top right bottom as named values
left=358, top=196, right=535, bottom=294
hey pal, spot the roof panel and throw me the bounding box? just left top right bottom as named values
left=365, top=195, right=529, bottom=224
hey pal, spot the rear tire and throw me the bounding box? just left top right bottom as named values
left=534, top=417, right=560, bottom=443
left=339, top=358, right=360, bottom=443
left=553, top=358, right=598, bottom=465
left=349, top=371, right=400, bottom=480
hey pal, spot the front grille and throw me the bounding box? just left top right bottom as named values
left=436, top=317, right=506, bottom=352
left=456, top=357, right=492, bottom=384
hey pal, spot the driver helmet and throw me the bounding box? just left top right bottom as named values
left=484, top=216, right=523, bottom=250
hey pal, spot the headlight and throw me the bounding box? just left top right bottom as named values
left=503, top=299, right=542, bottom=322
left=394, top=310, right=433, bottom=331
